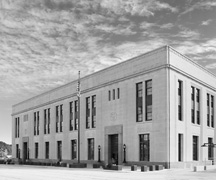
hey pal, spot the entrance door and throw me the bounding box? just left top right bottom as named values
left=109, top=134, right=118, bottom=165
left=23, top=142, right=28, bottom=162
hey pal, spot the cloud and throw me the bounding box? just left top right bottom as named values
left=201, top=19, right=212, bottom=26
left=173, top=38, right=216, bottom=59
left=95, top=23, right=136, bottom=35
left=172, top=26, right=200, bottom=40
left=180, top=0, right=216, bottom=16
left=99, top=0, right=178, bottom=17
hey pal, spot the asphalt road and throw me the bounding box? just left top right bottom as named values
left=0, top=165, right=216, bottom=180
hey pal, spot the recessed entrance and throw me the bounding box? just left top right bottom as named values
left=109, top=134, right=118, bottom=165
left=104, top=125, right=123, bottom=165
left=23, top=142, right=28, bottom=162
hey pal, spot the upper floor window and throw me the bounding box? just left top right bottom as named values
left=178, top=80, right=183, bottom=121
left=207, top=94, right=214, bottom=128
left=196, top=89, right=200, bottom=125
left=75, top=100, right=78, bottom=130
left=34, top=111, right=39, bottom=136
left=60, top=105, right=63, bottom=132
left=191, top=87, right=195, bottom=124
left=69, top=102, right=74, bottom=131
left=15, top=117, right=20, bottom=138
left=86, top=97, right=90, bottom=129
left=146, top=80, right=152, bottom=121
left=136, top=82, right=143, bottom=122
left=56, top=106, right=59, bottom=133
left=92, top=95, right=96, bottom=128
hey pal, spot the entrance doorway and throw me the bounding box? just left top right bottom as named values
left=23, top=142, right=28, bottom=162
left=109, top=134, right=118, bottom=165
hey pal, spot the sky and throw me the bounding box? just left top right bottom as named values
left=0, top=0, right=216, bottom=144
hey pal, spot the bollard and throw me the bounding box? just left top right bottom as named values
left=141, top=165, right=148, bottom=172
left=155, top=165, right=164, bottom=170
left=149, top=165, right=155, bottom=171
left=131, top=165, right=138, bottom=171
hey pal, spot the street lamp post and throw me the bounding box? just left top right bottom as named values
left=77, top=71, right=81, bottom=164
left=98, top=145, right=101, bottom=162
left=201, top=143, right=216, bottom=165
left=123, top=144, right=126, bottom=163
left=27, top=148, right=30, bottom=160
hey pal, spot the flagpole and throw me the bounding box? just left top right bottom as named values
left=77, top=71, right=81, bottom=164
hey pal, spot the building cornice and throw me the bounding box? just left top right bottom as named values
left=13, top=46, right=168, bottom=108
left=12, top=64, right=168, bottom=116
left=168, top=46, right=216, bottom=79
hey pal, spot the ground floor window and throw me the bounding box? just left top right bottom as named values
left=208, top=137, right=214, bottom=160
left=71, top=140, right=77, bottom=160
left=193, top=136, right=198, bottom=161
left=57, top=141, right=62, bottom=161
left=45, top=142, right=49, bottom=159
left=35, top=143, right=38, bottom=159
left=16, top=144, right=19, bottom=158
left=139, top=134, right=150, bottom=161
left=178, top=134, right=183, bottom=161
left=88, top=138, right=94, bottom=160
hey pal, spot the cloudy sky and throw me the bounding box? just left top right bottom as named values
left=1, top=0, right=216, bottom=144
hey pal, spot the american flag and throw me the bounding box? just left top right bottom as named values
left=77, top=71, right=81, bottom=97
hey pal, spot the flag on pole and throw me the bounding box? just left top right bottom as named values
left=77, top=71, right=81, bottom=97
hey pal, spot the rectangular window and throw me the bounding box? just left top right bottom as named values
left=211, top=96, right=214, bottom=128
left=45, top=142, right=49, bottom=159
left=92, top=95, right=96, bottom=128
left=69, top=102, right=74, bottom=131
left=16, top=144, right=19, bottom=158
left=48, top=108, right=50, bottom=134
left=146, top=80, right=152, bottom=121
left=208, top=138, right=214, bottom=160
left=136, top=82, right=143, bottom=122
left=178, top=80, right=183, bottom=121
left=196, top=89, right=200, bottom=125
left=17, top=117, right=19, bottom=138
left=44, top=109, right=47, bottom=134
left=139, top=134, right=150, bottom=161
left=60, top=105, right=63, bottom=132
left=86, top=97, right=90, bottom=129
left=56, top=106, right=59, bottom=132
left=33, top=112, right=39, bottom=136
left=71, top=140, right=77, bottom=160
left=35, top=142, right=38, bottom=159
left=15, top=117, right=20, bottom=138
left=207, top=94, right=210, bottom=127
left=178, top=134, right=183, bottom=161
left=108, top=90, right=111, bottom=101
left=57, top=141, right=62, bottom=161
left=15, top=118, right=17, bottom=138
left=113, top=89, right=115, bottom=100
left=191, top=87, right=195, bottom=124
left=193, top=136, right=198, bottom=161
left=75, top=100, right=78, bottom=130
left=88, top=138, right=94, bottom=160
left=34, top=112, right=36, bottom=135
left=37, top=111, right=39, bottom=135
left=117, top=88, right=120, bottom=99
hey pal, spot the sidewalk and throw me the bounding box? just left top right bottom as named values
left=0, top=164, right=216, bottom=180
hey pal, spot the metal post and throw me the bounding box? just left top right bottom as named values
left=27, top=148, right=29, bottom=160
left=123, top=144, right=126, bottom=163
left=98, top=145, right=101, bottom=162
left=78, top=95, right=80, bottom=164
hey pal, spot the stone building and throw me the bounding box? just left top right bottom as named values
left=12, top=46, right=216, bottom=168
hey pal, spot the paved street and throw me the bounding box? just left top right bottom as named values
left=0, top=165, right=216, bottom=180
